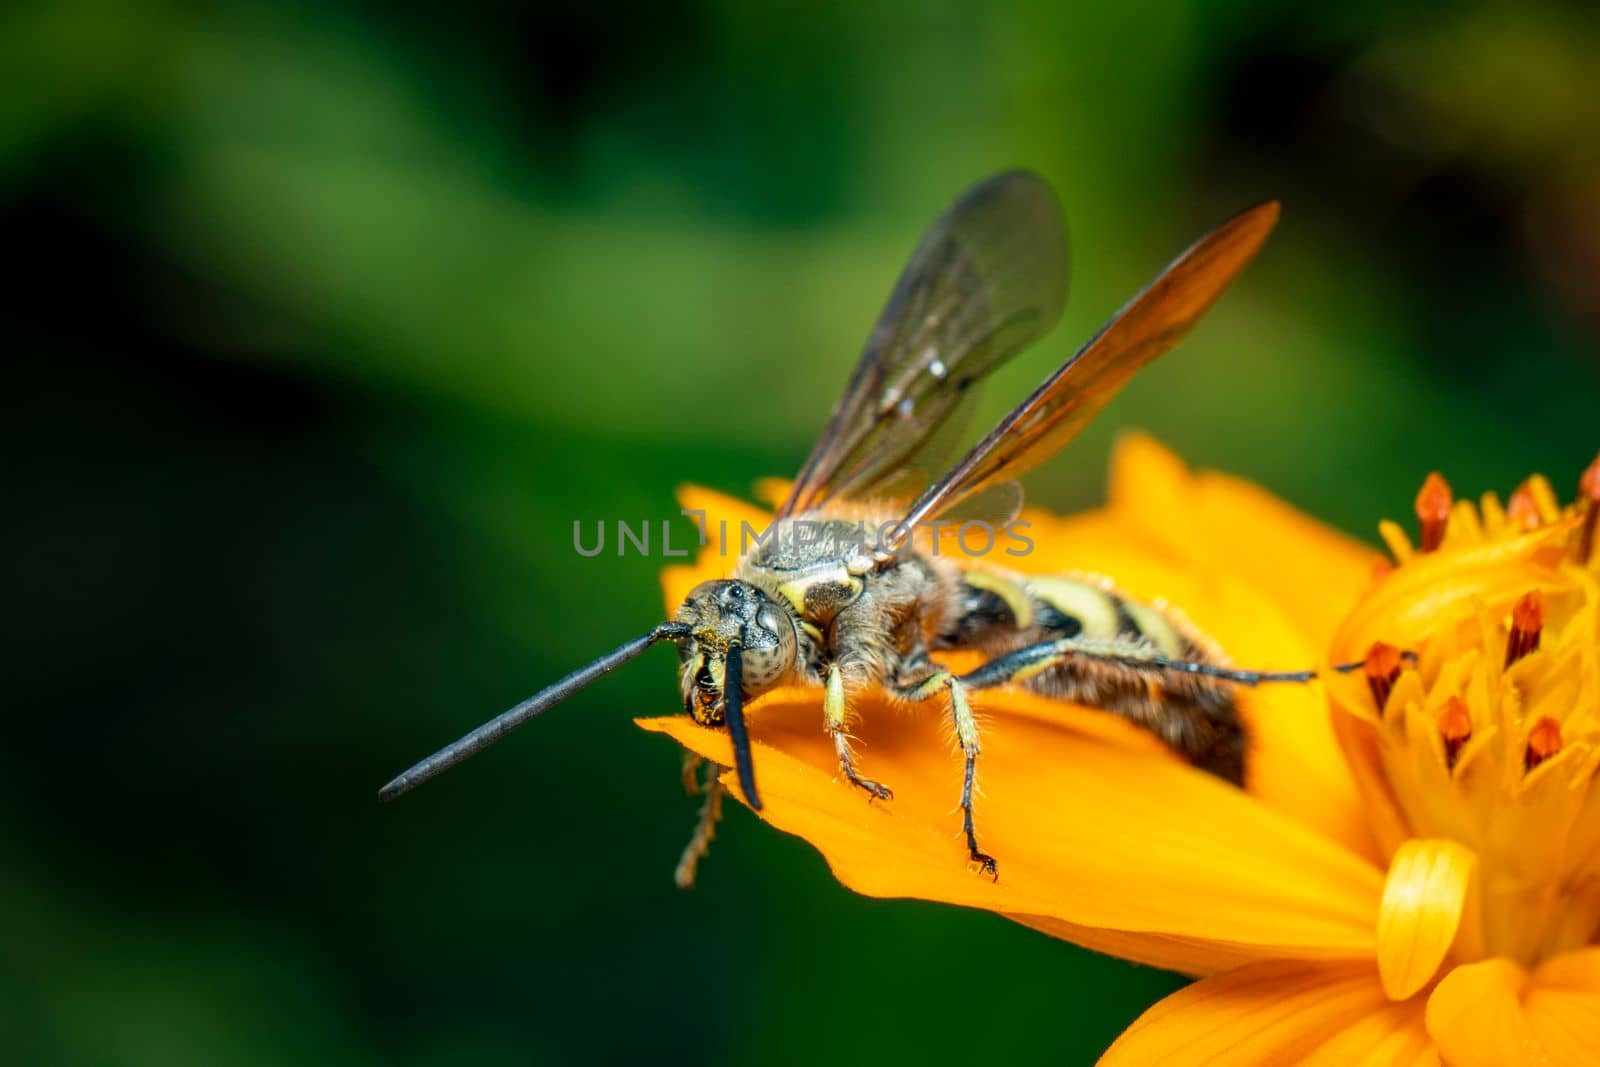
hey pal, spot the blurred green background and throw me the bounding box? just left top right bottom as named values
left=6, top=1, right=1600, bottom=1063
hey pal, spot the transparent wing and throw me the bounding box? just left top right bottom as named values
left=860, top=384, right=981, bottom=502
left=899, top=200, right=1280, bottom=532
left=776, top=170, right=1070, bottom=518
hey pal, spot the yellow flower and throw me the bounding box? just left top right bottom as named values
left=636, top=437, right=1600, bottom=1065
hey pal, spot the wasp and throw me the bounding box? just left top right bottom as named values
left=380, top=171, right=1326, bottom=880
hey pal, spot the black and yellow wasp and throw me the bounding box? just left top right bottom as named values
left=381, top=171, right=1312, bottom=879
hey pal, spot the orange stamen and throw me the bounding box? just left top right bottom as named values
left=1579, top=451, right=1600, bottom=564
left=1505, top=590, right=1544, bottom=667
left=1525, top=716, right=1563, bottom=772
left=1415, top=472, right=1452, bottom=552
left=1370, top=558, right=1394, bottom=582
left=1364, top=641, right=1402, bottom=712
left=1438, top=697, right=1472, bottom=768
left=1506, top=480, right=1542, bottom=532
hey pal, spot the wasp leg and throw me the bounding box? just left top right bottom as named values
left=956, top=636, right=1267, bottom=784
left=899, top=670, right=997, bottom=880
left=960, top=636, right=1322, bottom=690
left=675, top=766, right=726, bottom=890
left=825, top=664, right=892, bottom=801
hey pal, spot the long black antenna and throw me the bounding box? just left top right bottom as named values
left=722, top=645, right=762, bottom=810
left=379, top=622, right=690, bottom=802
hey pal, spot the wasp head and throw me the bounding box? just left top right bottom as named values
left=673, top=580, right=798, bottom=727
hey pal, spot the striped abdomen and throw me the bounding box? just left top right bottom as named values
left=933, top=571, right=1245, bottom=784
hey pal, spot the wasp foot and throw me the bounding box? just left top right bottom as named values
left=844, top=770, right=893, bottom=803
left=831, top=729, right=893, bottom=801
left=968, top=845, right=999, bottom=882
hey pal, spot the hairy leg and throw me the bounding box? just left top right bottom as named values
left=898, top=669, right=996, bottom=879
left=825, top=663, right=892, bottom=801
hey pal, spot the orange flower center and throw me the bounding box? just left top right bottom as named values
left=1336, top=465, right=1600, bottom=972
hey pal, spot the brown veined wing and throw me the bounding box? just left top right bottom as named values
left=775, top=170, right=1070, bottom=519
left=895, top=200, right=1280, bottom=535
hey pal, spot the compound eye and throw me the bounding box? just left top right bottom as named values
left=755, top=604, right=786, bottom=640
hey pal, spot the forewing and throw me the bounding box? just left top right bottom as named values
left=776, top=171, right=1069, bottom=518
left=900, top=200, right=1280, bottom=531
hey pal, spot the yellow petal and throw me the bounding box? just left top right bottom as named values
left=1208, top=588, right=1377, bottom=865
left=749, top=477, right=791, bottom=509
left=1526, top=947, right=1600, bottom=1065
left=1425, top=959, right=1540, bottom=1067
left=1099, top=960, right=1432, bottom=1066
left=1329, top=705, right=1415, bottom=860
left=1329, top=523, right=1575, bottom=663
left=637, top=686, right=1384, bottom=976
left=1377, top=839, right=1480, bottom=1000
left=1306, top=1003, right=1441, bottom=1067
left=673, top=484, right=772, bottom=536
left=1107, top=432, right=1382, bottom=646
left=1012, top=917, right=1277, bottom=976
left=1108, top=432, right=1193, bottom=552
left=1425, top=951, right=1600, bottom=1066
